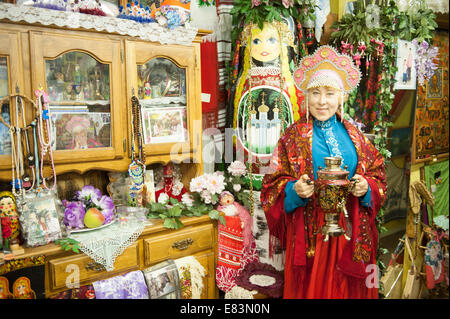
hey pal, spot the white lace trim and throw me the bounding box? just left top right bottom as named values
left=250, top=66, right=281, bottom=77
left=174, top=256, right=206, bottom=299
left=249, top=274, right=276, bottom=287
left=70, top=221, right=146, bottom=272
left=0, top=3, right=198, bottom=46
left=224, top=285, right=257, bottom=299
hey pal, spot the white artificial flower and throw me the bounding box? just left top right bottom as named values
left=206, top=173, right=225, bottom=195
left=233, top=184, right=242, bottom=192
left=200, top=189, right=212, bottom=204
left=227, top=161, right=247, bottom=176
left=172, top=180, right=184, bottom=196
left=189, top=176, right=205, bottom=193
left=181, top=193, right=194, bottom=207
left=157, top=193, right=169, bottom=204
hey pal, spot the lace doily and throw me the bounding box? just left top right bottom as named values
left=249, top=274, right=276, bottom=287
left=69, top=219, right=145, bottom=271
left=0, top=3, right=198, bottom=46
left=224, top=285, right=257, bottom=299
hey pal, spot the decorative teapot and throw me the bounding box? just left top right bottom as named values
left=312, top=157, right=357, bottom=242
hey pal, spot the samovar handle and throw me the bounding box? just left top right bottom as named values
left=350, top=177, right=359, bottom=191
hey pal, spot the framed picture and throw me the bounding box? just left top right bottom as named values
left=141, top=107, right=187, bottom=144
left=389, top=126, right=412, bottom=157
left=50, top=111, right=111, bottom=150
left=393, top=39, right=417, bottom=90
left=412, top=30, right=449, bottom=163
left=142, top=260, right=181, bottom=299
left=19, top=195, right=63, bottom=247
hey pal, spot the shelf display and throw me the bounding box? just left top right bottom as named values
left=137, top=58, right=188, bottom=145
left=45, top=51, right=111, bottom=150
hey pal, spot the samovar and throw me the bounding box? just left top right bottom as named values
left=312, top=157, right=356, bottom=242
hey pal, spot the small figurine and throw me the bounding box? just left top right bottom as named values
left=0, top=277, right=12, bottom=299
left=143, top=82, right=152, bottom=100
left=0, top=191, right=24, bottom=259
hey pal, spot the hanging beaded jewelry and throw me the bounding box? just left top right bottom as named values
left=35, top=87, right=57, bottom=191
left=128, top=91, right=146, bottom=200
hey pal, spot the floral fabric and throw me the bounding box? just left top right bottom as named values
left=93, top=270, right=149, bottom=299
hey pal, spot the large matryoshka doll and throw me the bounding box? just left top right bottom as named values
left=229, top=17, right=304, bottom=189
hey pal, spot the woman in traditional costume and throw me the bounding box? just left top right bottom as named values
left=260, top=45, right=387, bottom=299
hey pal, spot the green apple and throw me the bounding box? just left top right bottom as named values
left=84, top=207, right=105, bottom=228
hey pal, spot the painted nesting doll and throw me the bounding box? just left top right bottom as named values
left=228, top=17, right=304, bottom=189
left=0, top=191, right=21, bottom=253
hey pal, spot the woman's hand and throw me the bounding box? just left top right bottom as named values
left=351, top=174, right=369, bottom=197
left=294, top=174, right=314, bottom=199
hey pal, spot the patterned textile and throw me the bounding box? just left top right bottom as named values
left=216, top=214, right=259, bottom=293
left=174, top=256, right=206, bottom=299
left=92, top=270, right=149, bottom=299
left=0, top=256, right=46, bottom=299
left=218, top=215, right=245, bottom=270
left=260, top=114, right=387, bottom=298
left=69, top=219, right=145, bottom=271
left=48, top=285, right=95, bottom=299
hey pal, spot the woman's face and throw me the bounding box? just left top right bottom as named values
left=251, top=24, right=281, bottom=63
left=308, top=86, right=341, bottom=122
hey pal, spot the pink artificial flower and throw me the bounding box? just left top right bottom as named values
left=353, top=54, right=361, bottom=66
left=251, top=0, right=262, bottom=8
left=282, top=0, right=294, bottom=8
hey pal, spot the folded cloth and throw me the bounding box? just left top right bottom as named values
left=174, top=256, right=206, bottom=299
left=93, top=270, right=149, bottom=299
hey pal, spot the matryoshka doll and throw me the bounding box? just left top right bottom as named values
left=0, top=277, right=12, bottom=299
left=12, top=277, right=36, bottom=299
left=0, top=191, right=23, bottom=258
left=228, top=17, right=304, bottom=190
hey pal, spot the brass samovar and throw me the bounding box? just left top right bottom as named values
left=313, top=157, right=356, bottom=242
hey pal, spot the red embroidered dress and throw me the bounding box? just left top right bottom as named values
left=260, top=115, right=387, bottom=299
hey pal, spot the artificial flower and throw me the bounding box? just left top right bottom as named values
left=63, top=201, right=85, bottom=229
left=233, top=184, right=242, bottom=192
left=412, top=39, right=439, bottom=86
left=200, top=189, right=212, bottom=204
left=227, top=160, right=247, bottom=177
left=282, top=0, right=294, bottom=8
left=206, top=173, right=226, bottom=195
left=158, top=192, right=170, bottom=204
left=92, top=195, right=115, bottom=224
left=190, top=176, right=206, bottom=193
left=251, top=0, right=262, bottom=8
left=76, top=185, right=102, bottom=202
left=181, top=193, right=194, bottom=207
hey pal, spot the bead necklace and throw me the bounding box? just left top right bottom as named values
left=35, top=87, right=57, bottom=190
left=128, top=93, right=146, bottom=199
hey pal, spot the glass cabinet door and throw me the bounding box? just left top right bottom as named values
left=45, top=51, right=112, bottom=151
left=30, top=31, right=124, bottom=166
left=0, top=30, right=25, bottom=175
left=137, top=57, right=188, bottom=145
left=126, top=40, right=202, bottom=163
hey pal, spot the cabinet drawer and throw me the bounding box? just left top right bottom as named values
left=144, top=224, right=214, bottom=265
left=48, top=242, right=140, bottom=290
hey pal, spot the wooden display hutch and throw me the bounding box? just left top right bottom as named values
left=0, top=5, right=217, bottom=298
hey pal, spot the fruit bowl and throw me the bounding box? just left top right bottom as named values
left=69, top=218, right=116, bottom=233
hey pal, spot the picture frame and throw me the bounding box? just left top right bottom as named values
left=142, top=260, right=181, bottom=299
left=393, top=39, right=417, bottom=90
left=49, top=111, right=111, bottom=150
left=141, top=107, right=187, bottom=144
left=19, top=195, right=63, bottom=247
left=412, top=30, right=449, bottom=164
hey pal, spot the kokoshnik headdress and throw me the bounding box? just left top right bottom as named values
left=293, top=45, right=362, bottom=122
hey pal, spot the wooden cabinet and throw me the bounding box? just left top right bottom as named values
left=43, top=215, right=218, bottom=299
left=0, top=28, right=27, bottom=172
left=0, top=20, right=205, bottom=180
